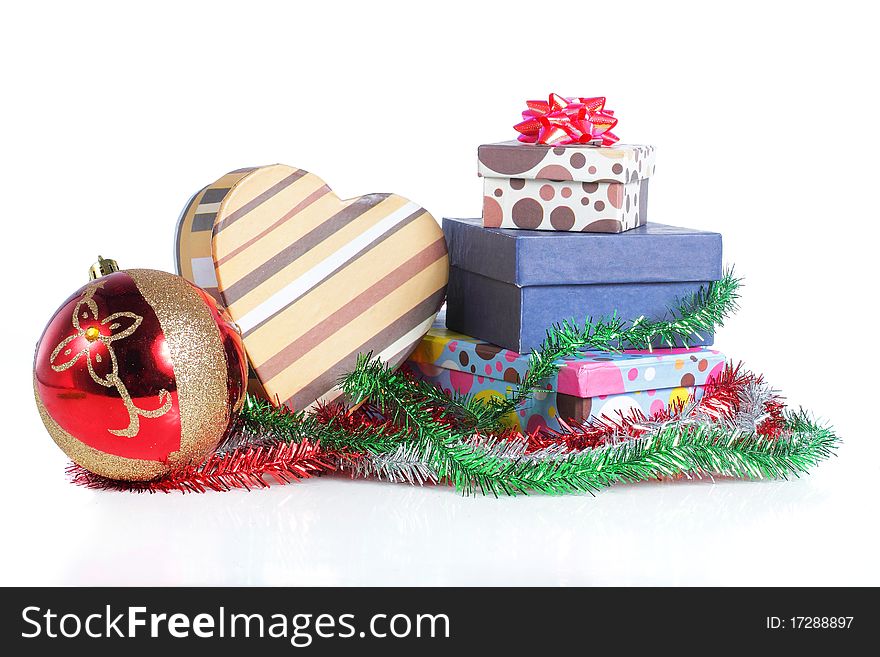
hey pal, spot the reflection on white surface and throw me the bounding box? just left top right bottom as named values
left=5, top=453, right=876, bottom=586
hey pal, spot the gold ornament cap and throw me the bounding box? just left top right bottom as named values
left=88, top=256, right=120, bottom=280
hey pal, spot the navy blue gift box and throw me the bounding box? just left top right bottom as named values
left=443, top=218, right=723, bottom=353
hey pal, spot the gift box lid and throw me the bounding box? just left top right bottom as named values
left=443, top=217, right=722, bottom=287
left=478, top=141, right=656, bottom=184
left=409, top=312, right=726, bottom=398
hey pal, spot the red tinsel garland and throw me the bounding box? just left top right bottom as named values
left=529, top=363, right=786, bottom=452
left=67, top=362, right=786, bottom=493
left=67, top=440, right=334, bottom=493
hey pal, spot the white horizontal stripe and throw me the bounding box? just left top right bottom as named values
left=297, top=317, right=433, bottom=411
left=302, top=387, right=344, bottom=411
left=375, top=315, right=436, bottom=363
left=195, top=202, right=221, bottom=214
left=236, top=201, right=422, bottom=332
left=191, top=257, right=218, bottom=288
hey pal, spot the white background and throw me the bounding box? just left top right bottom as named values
left=2, top=0, right=878, bottom=586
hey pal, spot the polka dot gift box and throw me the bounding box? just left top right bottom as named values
left=443, top=217, right=723, bottom=353
left=403, top=313, right=726, bottom=433
left=480, top=94, right=654, bottom=233
left=478, top=141, right=656, bottom=233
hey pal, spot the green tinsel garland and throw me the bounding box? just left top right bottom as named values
left=491, top=268, right=742, bottom=422
left=237, top=393, right=838, bottom=496
left=343, top=268, right=741, bottom=431
left=429, top=412, right=837, bottom=496
left=230, top=271, right=839, bottom=496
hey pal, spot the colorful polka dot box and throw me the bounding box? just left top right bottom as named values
left=479, top=141, right=656, bottom=232
left=403, top=314, right=726, bottom=433
left=443, top=217, right=723, bottom=353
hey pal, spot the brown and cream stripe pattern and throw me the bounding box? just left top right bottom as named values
left=175, top=164, right=448, bottom=410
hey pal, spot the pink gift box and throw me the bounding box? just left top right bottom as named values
left=404, top=314, right=726, bottom=433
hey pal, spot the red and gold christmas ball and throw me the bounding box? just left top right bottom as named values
left=33, top=259, right=248, bottom=481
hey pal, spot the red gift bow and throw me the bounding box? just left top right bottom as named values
left=514, top=94, right=619, bottom=146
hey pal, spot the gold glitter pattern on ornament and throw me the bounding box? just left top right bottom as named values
left=33, top=377, right=167, bottom=481
left=48, top=282, right=172, bottom=438
left=126, top=269, right=231, bottom=469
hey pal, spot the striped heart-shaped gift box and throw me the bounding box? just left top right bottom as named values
left=175, top=164, right=448, bottom=409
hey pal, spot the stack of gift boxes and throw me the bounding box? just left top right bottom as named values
left=403, top=132, right=726, bottom=433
